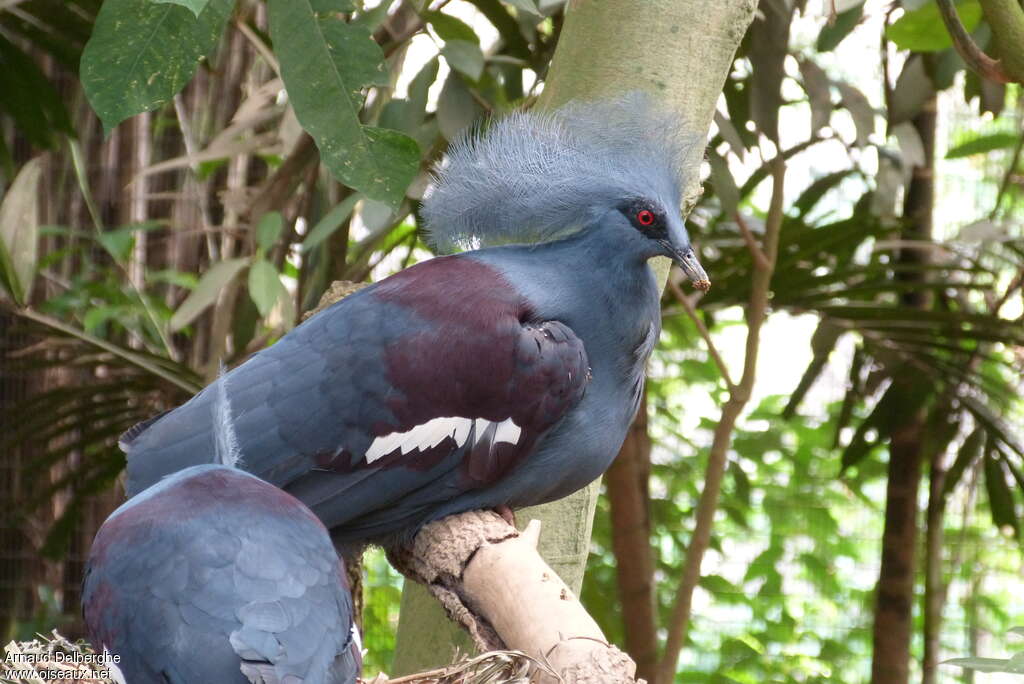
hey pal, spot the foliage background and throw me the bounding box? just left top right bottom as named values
left=0, top=0, right=1022, bottom=682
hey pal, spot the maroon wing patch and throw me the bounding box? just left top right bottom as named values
left=366, top=255, right=590, bottom=487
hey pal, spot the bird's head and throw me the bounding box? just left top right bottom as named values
left=421, top=92, right=710, bottom=291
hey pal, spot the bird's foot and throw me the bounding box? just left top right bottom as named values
left=493, top=504, right=516, bottom=527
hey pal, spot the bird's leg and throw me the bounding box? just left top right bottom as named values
left=493, top=504, right=517, bottom=527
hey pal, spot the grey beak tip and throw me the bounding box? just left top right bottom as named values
left=676, top=247, right=711, bottom=292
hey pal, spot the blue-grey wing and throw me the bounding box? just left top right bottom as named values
left=83, top=466, right=359, bottom=684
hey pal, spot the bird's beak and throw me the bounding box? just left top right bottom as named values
left=660, top=239, right=711, bottom=292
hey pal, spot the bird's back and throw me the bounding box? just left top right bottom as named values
left=83, top=464, right=360, bottom=684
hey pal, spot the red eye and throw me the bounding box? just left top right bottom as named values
left=636, top=210, right=655, bottom=226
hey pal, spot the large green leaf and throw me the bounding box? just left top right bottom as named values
left=441, top=40, right=485, bottom=82
left=887, top=0, right=983, bottom=52
left=984, top=450, right=1019, bottom=538
left=0, top=156, right=44, bottom=305
left=268, top=0, right=420, bottom=207
left=301, top=194, right=359, bottom=252
left=946, top=132, right=1021, bottom=159
left=247, top=258, right=285, bottom=317
left=80, top=0, right=233, bottom=133
left=817, top=2, right=863, bottom=52
left=169, top=257, right=247, bottom=331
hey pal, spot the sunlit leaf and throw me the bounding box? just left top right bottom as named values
left=302, top=194, right=360, bottom=252
left=887, top=0, right=982, bottom=52
left=248, top=258, right=285, bottom=318
left=256, top=211, right=284, bottom=252
left=169, top=257, right=247, bottom=331
left=0, top=156, right=44, bottom=304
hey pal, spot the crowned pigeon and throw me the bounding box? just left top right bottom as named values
left=82, top=464, right=362, bottom=684
left=122, top=94, right=709, bottom=550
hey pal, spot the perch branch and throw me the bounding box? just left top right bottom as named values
left=388, top=511, right=640, bottom=684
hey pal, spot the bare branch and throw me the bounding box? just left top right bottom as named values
left=668, top=279, right=737, bottom=391
left=658, top=158, right=785, bottom=683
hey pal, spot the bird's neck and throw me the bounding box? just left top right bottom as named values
left=484, top=228, right=662, bottom=379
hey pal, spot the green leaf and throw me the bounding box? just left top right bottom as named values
left=836, top=82, right=875, bottom=147
left=378, top=58, right=439, bottom=135
left=437, top=72, right=483, bottom=141
left=256, top=211, right=284, bottom=251
left=423, top=11, right=479, bottom=43
left=0, top=34, right=75, bottom=148
left=887, top=0, right=983, bottom=52
left=946, top=132, right=1021, bottom=159
left=152, top=0, right=210, bottom=17
left=0, top=156, right=44, bottom=305
left=944, top=656, right=1024, bottom=674
left=80, top=0, right=233, bottom=133
left=96, top=221, right=163, bottom=263
left=169, top=257, right=247, bottom=331
left=943, top=428, right=984, bottom=497
left=984, top=450, right=1019, bottom=537
left=441, top=40, right=485, bottom=82
left=782, top=318, right=842, bottom=419
left=248, top=259, right=284, bottom=317
left=798, top=58, right=832, bottom=133
left=301, top=194, right=359, bottom=252
left=268, top=0, right=420, bottom=207
left=817, top=3, right=863, bottom=52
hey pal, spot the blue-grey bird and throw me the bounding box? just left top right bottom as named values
left=122, top=94, right=709, bottom=550
left=82, top=463, right=362, bottom=684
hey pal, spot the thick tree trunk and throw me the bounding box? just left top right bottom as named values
left=391, top=0, right=756, bottom=673
left=870, top=97, right=937, bottom=684
left=605, top=394, right=658, bottom=683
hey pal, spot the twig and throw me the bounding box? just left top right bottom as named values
left=734, top=211, right=769, bottom=269
left=234, top=17, right=279, bottom=74
left=936, top=0, right=1012, bottom=84
left=657, top=158, right=785, bottom=684
left=668, top=279, right=736, bottom=391
left=173, top=94, right=220, bottom=262
left=989, top=124, right=1024, bottom=220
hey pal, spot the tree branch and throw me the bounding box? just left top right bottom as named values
left=657, top=158, right=785, bottom=683
left=388, top=511, right=640, bottom=684
left=668, top=279, right=736, bottom=391
left=937, top=0, right=1013, bottom=84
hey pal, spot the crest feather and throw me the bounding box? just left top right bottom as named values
left=422, top=92, right=699, bottom=252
